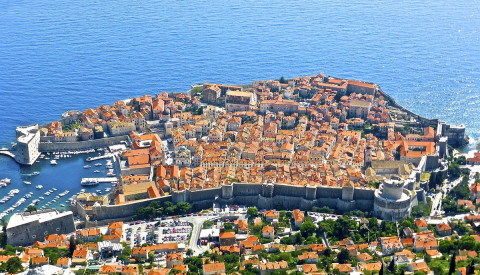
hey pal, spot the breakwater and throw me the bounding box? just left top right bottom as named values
left=38, top=135, right=129, bottom=152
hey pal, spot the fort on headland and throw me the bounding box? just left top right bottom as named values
left=6, top=72, right=468, bottom=225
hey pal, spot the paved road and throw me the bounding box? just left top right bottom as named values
left=181, top=212, right=246, bottom=256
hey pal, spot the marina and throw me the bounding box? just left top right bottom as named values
left=0, top=148, right=118, bottom=220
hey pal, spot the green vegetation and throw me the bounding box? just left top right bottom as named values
left=443, top=175, right=471, bottom=214
left=428, top=172, right=445, bottom=190
left=26, top=205, right=37, bottom=213
left=203, top=220, right=214, bottom=229
left=0, top=257, right=23, bottom=274
left=43, top=247, right=70, bottom=265
left=0, top=245, right=25, bottom=256
left=0, top=218, right=7, bottom=248
left=310, top=206, right=335, bottom=214
left=246, top=207, right=258, bottom=218
left=411, top=200, right=431, bottom=218
left=117, top=242, right=132, bottom=262
left=130, top=98, right=141, bottom=112
left=135, top=201, right=192, bottom=220
left=279, top=76, right=287, bottom=84
left=421, top=173, right=431, bottom=181
left=438, top=235, right=479, bottom=254
left=191, top=86, right=202, bottom=96
left=62, top=121, right=81, bottom=132
left=299, top=219, right=316, bottom=238
left=448, top=156, right=468, bottom=179
left=317, top=216, right=397, bottom=243
left=278, top=210, right=292, bottom=228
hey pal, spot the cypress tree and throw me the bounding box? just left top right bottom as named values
left=467, top=259, right=475, bottom=275
left=379, top=262, right=384, bottom=275
left=449, top=252, right=456, bottom=275
left=388, top=257, right=395, bottom=272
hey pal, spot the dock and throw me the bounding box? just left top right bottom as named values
left=0, top=149, right=15, bottom=159
left=81, top=177, right=118, bottom=186
left=86, top=153, right=116, bottom=162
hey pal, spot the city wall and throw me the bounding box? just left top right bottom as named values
left=38, top=135, right=128, bottom=152
left=78, top=195, right=172, bottom=221
left=80, top=182, right=378, bottom=221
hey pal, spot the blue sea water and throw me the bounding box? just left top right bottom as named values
left=0, top=0, right=479, bottom=214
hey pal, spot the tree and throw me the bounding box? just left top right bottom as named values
left=279, top=76, right=287, bottom=84
left=69, top=235, right=76, bottom=256
left=247, top=207, right=258, bottom=217
left=0, top=218, right=6, bottom=248
left=449, top=253, right=456, bottom=275
left=458, top=235, right=476, bottom=250
left=388, top=256, right=395, bottom=272
left=337, top=249, right=351, bottom=264
left=26, top=206, right=37, bottom=213
left=6, top=257, right=23, bottom=274
left=175, top=202, right=191, bottom=214
left=448, top=163, right=461, bottom=178
left=379, top=262, right=384, bottom=275
left=299, top=220, right=316, bottom=238
left=467, top=259, right=475, bottom=275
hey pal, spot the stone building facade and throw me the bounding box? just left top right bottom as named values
left=6, top=210, right=75, bottom=246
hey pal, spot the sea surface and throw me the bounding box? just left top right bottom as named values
left=0, top=0, right=479, bottom=216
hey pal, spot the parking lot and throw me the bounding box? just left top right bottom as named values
left=124, top=219, right=193, bottom=248
left=158, top=220, right=191, bottom=243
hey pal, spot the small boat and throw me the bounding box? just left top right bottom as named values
left=0, top=178, right=11, bottom=184
left=60, top=204, right=65, bottom=207
left=36, top=185, right=43, bottom=189
left=32, top=172, right=40, bottom=176
left=39, top=196, right=45, bottom=200
left=94, top=170, right=100, bottom=173
left=52, top=188, right=57, bottom=191
left=84, top=165, right=91, bottom=169
left=23, top=181, right=32, bottom=185
left=45, top=191, right=51, bottom=196
left=94, top=163, right=102, bottom=167
left=50, top=160, right=57, bottom=165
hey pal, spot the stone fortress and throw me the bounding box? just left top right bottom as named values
left=76, top=174, right=422, bottom=223
left=6, top=209, right=75, bottom=246
left=373, top=177, right=414, bottom=221
left=8, top=75, right=466, bottom=224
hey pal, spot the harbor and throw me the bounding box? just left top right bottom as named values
left=0, top=148, right=120, bottom=220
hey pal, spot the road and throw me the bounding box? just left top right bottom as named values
left=182, top=212, right=246, bottom=256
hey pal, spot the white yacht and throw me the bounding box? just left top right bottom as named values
left=50, top=160, right=57, bottom=165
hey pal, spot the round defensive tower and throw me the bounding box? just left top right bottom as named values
left=374, top=176, right=413, bottom=221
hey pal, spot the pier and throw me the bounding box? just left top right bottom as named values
left=0, top=149, right=15, bottom=159
left=86, top=153, right=117, bottom=162
left=81, top=177, right=119, bottom=186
